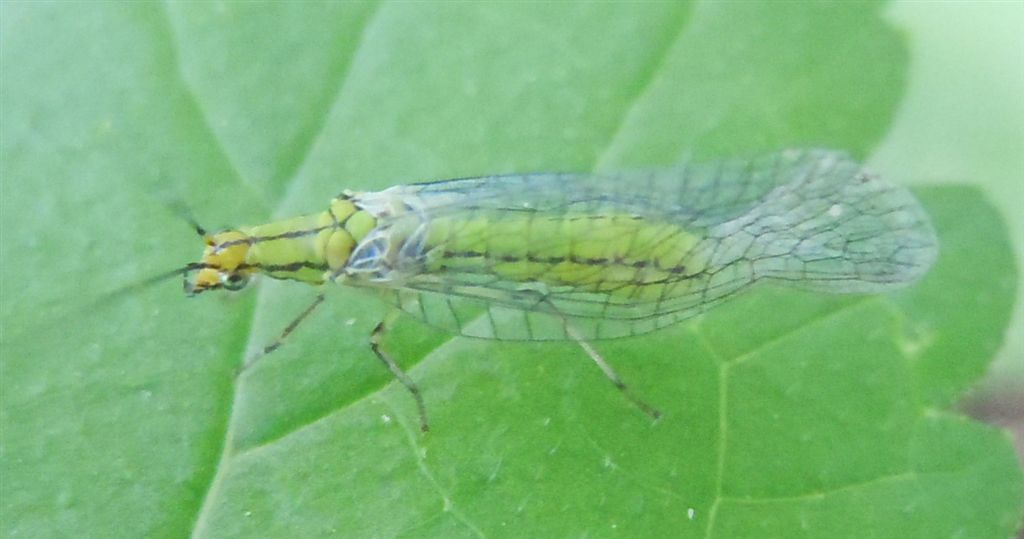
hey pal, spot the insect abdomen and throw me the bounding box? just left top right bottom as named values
left=422, top=212, right=707, bottom=299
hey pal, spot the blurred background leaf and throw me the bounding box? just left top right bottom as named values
left=870, top=3, right=1024, bottom=446
left=2, top=2, right=1020, bottom=538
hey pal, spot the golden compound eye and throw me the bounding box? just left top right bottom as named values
left=221, top=272, right=248, bottom=291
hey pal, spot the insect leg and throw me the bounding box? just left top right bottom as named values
left=370, top=311, right=429, bottom=432
left=238, top=293, right=326, bottom=375
left=564, top=321, right=663, bottom=421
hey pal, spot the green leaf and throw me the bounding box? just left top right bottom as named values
left=872, top=2, right=1024, bottom=388
left=2, top=3, right=1020, bottom=539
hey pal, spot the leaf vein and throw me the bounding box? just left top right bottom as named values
left=156, top=0, right=268, bottom=208
left=384, top=397, right=487, bottom=538
left=274, top=1, right=385, bottom=202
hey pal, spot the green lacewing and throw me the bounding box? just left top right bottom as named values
left=173, top=149, right=937, bottom=430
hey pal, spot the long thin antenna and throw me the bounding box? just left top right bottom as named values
left=163, top=198, right=212, bottom=242
left=96, top=263, right=212, bottom=305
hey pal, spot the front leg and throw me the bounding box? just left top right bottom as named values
left=237, top=292, right=326, bottom=377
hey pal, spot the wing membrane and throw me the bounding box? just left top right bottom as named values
left=350, top=149, right=937, bottom=341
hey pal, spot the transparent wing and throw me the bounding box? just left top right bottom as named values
left=349, top=149, right=937, bottom=341
left=369, top=149, right=794, bottom=228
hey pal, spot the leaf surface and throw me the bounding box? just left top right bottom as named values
left=2, top=3, right=1020, bottom=538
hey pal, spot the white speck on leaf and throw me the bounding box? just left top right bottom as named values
left=898, top=322, right=937, bottom=358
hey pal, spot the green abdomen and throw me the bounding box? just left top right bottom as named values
left=422, top=212, right=706, bottom=299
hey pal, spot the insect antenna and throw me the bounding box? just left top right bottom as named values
left=94, top=262, right=213, bottom=306
left=163, top=198, right=215, bottom=245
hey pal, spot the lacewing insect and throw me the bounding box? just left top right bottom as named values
left=168, top=149, right=937, bottom=431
